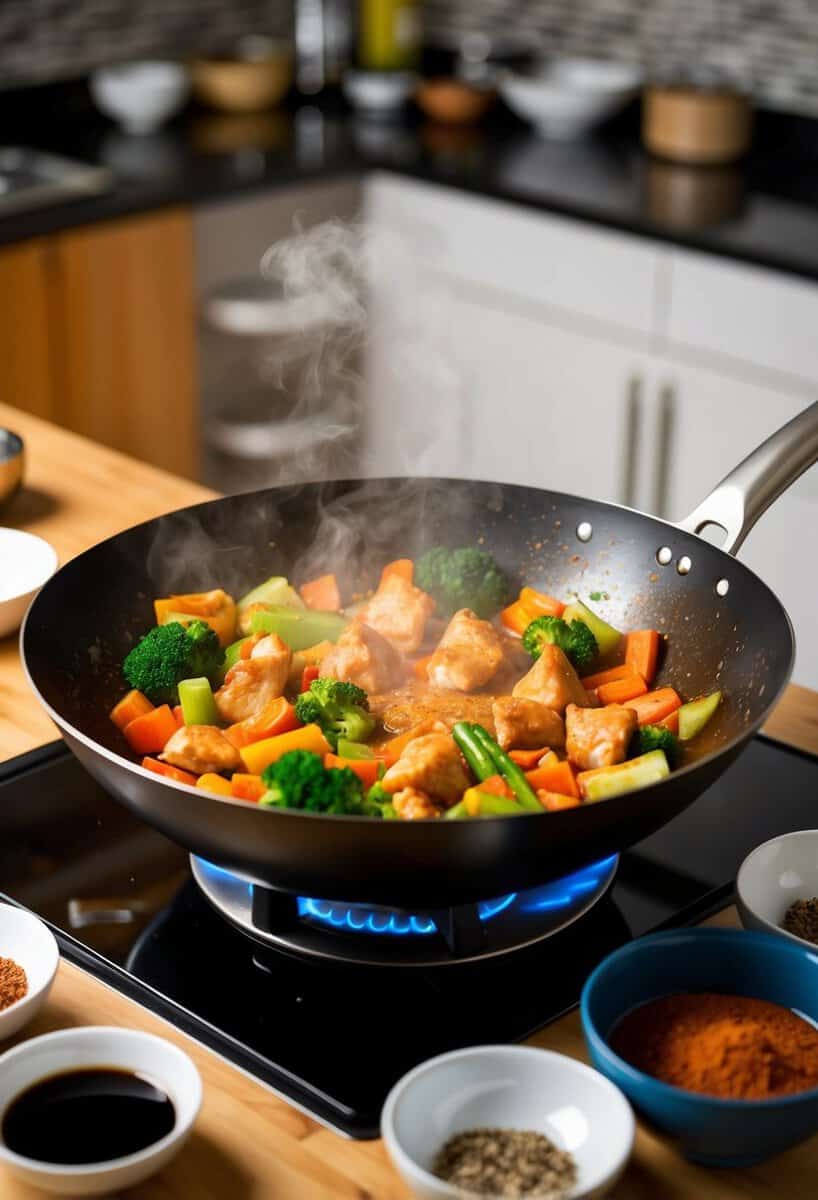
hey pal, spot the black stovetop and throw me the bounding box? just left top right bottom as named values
left=2, top=736, right=817, bottom=1138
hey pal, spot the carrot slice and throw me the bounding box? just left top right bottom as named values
left=479, top=773, right=515, bottom=798
left=519, top=587, right=565, bottom=618
left=230, top=773, right=266, bottom=802
left=141, top=756, right=197, bottom=786
left=380, top=559, right=414, bottom=586
left=500, top=600, right=533, bottom=636
left=240, top=723, right=331, bottom=775
left=299, top=574, right=341, bottom=612
left=172, top=704, right=185, bottom=728
left=380, top=720, right=441, bottom=767
left=598, top=675, right=648, bottom=705
left=581, top=664, right=636, bottom=691
left=124, top=705, right=178, bottom=755
left=224, top=698, right=301, bottom=750
left=412, top=655, right=433, bottom=681
left=526, top=760, right=580, bottom=799
left=660, top=710, right=680, bottom=735
left=324, top=755, right=381, bottom=788
left=625, top=630, right=661, bottom=686
left=538, top=790, right=582, bottom=811
left=300, top=665, right=320, bottom=693
left=626, top=687, right=682, bottom=726
left=509, top=746, right=555, bottom=769
left=110, top=689, right=153, bottom=731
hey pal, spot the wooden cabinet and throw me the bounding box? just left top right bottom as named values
left=0, top=209, right=199, bottom=478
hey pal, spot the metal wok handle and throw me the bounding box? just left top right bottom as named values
left=676, top=401, right=818, bottom=557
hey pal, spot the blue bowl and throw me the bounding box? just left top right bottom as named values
left=580, top=927, right=818, bottom=1166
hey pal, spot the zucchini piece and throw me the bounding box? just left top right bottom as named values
left=238, top=575, right=304, bottom=611
left=562, top=599, right=622, bottom=657
left=578, top=749, right=670, bottom=803
left=250, top=605, right=347, bottom=650
left=678, top=691, right=722, bottom=741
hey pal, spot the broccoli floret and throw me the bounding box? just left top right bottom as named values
left=122, top=619, right=224, bottom=704
left=632, top=724, right=680, bottom=767
left=294, top=678, right=375, bottom=750
left=362, top=780, right=397, bottom=818
left=259, top=750, right=364, bottom=814
left=415, top=546, right=508, bottom=619
left=521, top=615, right=598, bottom=671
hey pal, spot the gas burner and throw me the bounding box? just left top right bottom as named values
left=190, top=855, right=619, bottom=967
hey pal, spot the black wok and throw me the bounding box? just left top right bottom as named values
left=21, top=405, right=818, bottom=907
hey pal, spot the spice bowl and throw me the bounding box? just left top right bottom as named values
left=737, top=830, right=818, bottom=949
left=381, top=1044, right=634, bottom=1199
left=0, top=904, right=59, bottom=1040
left=581, top=927, right=818, bottom=1166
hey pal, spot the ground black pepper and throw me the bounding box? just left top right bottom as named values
left=432, top=1127, right=576, bottom=1198
left=0, top=957, right=28, bottom=1010
left=782, top=897, right=818, bottom=945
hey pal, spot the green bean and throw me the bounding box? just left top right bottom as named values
left=452, top=721, right=496, bottom=781
left=470, top=724, right=542, bottom=812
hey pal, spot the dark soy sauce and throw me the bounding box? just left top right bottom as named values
left=2, top=1067, right=176, bottom=1164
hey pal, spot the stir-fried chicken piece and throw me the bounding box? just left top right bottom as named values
left=426, top=608, right=505, bottom=692
left=320, top=620, right=404, bottom=694
left=160, top=725, right=241, bottom=776
left=360, top=573, right=435, bottom=656
left=492, top=696, right=565, bottom=751
left=381, top=733, right=470, bottom=807
left=565, top=702, right=637, bottom=770
left=392, top=787, right=441, bottom=820
left=512, top=644, right=596, bottom=714
left=214, top=634, right=292, bottom=724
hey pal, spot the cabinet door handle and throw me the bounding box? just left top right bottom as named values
left=622, top=374, right=642, bottom=508
left=652, top=383, right=676, bottom=519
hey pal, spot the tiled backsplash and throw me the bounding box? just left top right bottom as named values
left=425, top=0, right=818, bottom=117
left=4, top=0, right=818, bottom=118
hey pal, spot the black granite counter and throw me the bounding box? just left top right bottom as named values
left=3, top=79, right=818, bottom=282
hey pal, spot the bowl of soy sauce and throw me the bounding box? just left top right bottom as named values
left=0, top=1027, right=202, bottom=1195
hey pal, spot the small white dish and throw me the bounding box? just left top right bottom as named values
left=0, top=528, right=58, bottom=638
left=0, top=904, right=59, bottom=1040
left=381, top=1044, right=634, bottom=1199
left=0, top=1027, right=202, bottom=1195
left=90, top=61, right=190, bottom=135
left=343, top=69, right=417, bottom=116
left=499, top=57, right=642, bottom=140
left=737, top=830, right=818, bottom=950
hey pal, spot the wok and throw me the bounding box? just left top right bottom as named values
left=22, top=405, right=818, bottom=907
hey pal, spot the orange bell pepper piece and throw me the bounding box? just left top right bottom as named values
left=124, top=705, right=178, bottom=755
left=154, top=589, right=237, bottom=647
left=299, top=574, right=341, bottom=612
left=324, top=755, right=381, bottom=788
left=519, top=587, right=565, bottom=618
left=379, top=559, right=414, bottom=586
left=196, top=773, right=233, bottom=797
left=500, top=600, right=533, bottom=636
left=141, top=756, right=197, bottom=786
left=239, top=723, right=331, bottom=775
left=224, top=698, right=301, bottom=750
left=110, top=689, right=154, bottom=731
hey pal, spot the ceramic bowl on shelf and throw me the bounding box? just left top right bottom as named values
left=414, top=78, right=495, bottom=125
left=0, top=904, right=59, bottom=1040
left=499, top=56, right=642, bottom=139
left=581, top=926, right=818, bottom=1166
left=342, top=70, right=417, bottom=117
left=0, top=528, right=58, bottom=638
left=381, top=1044, right=634, bottom=1199
left=0, top=1027, right=202, bottom=1195
left=737, top=830, right=818, bottom=949
left=90, top=61, right=190, bottom=135
left=0, top=429, right=24, bottom=508
left=192, top=37, right=293, bottom=113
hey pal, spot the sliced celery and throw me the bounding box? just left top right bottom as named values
left=579, top=749, right=669, bottom=803
left=445, top=790, right=526, bottom=819
left=250, top=606, right=347, bottom=650
left=336, top=739, right=375, bottom=760
left=678, top=691, right=722, bottom=741
left=178, top=677, right=220, bottom=726
left=562, top=599, right=621, bottom=657
left=238, top=575, right=303, bottom=611
left=223, top=637, right=249, bottom=671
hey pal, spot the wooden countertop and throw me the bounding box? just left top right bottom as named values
left=2, top=404, right=818, bottom=1199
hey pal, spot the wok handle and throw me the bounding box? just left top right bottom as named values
left=676, top=401, right=818, bottom=557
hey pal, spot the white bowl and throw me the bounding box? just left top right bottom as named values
left=343, top=70, right=417, bottom=115
left=0, top=1027, right=202, bottom=1195
left=737, top=830, right=818, bottom=950
left=0, top=528, right=57, bottom=638
left=0, top=905, right=59, bottom=1040
left=382, top=1044, right=634, bottom=1199
left=90, top=62, right=190, bottom=135
left=499, top=57, right=642, bottom=140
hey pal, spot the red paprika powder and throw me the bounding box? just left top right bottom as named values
left=611, top=992, right=818, bottom=1100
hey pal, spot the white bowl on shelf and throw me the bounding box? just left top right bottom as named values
left=0, top=528, right=57, bottom=638
left=381, top=1043, right=634, bottom=1199
left=499, top=56, right=642, bottom=140
left=0, top=1027, right=202, bottom=1195
left=0, top=904, right=59, bottom=1040
left=737, top=829, right=818, bottom=950
left=343, top=69, right=417, bottom=116
left=90, top=61, right=190, bottom=135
